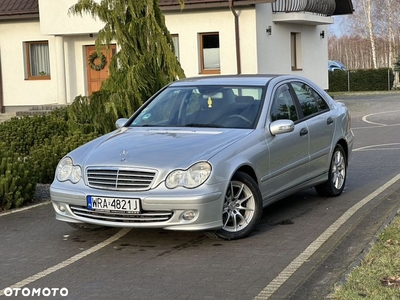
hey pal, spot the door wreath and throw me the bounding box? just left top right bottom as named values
left=88, top=52, right=107, bottom=71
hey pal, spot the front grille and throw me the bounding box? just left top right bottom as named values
left=70, top=205, right=173, bottom=223
left=86, top=167, right=157, bottom=191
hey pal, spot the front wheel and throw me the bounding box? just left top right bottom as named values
left=206, top=172, right=263, bottom=240
left=315, top=144, right=347, bottom=197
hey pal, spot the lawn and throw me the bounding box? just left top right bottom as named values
left=332, top=214, right=400, bottom=299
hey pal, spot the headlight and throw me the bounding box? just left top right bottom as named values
left=166, top=162, right=211, bottom=189
left=56, top=157, right=82, bottom=184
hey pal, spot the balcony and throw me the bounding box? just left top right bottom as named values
left=272, top=0, right=336, bottom=15
left=271, top=0, right=336, bottom=25
left=159, top=0, right=276, bottom=11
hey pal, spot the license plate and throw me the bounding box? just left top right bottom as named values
left=87, top=196, right=140, bottom=213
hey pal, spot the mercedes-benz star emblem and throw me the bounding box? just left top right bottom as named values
left=120, top=149, right=128, bottom=161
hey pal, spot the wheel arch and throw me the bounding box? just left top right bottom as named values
left=235, top=165, right=259, bottom=185
left=207, top=165, right=263, bottom=240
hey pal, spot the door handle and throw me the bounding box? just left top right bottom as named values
left=327, top=117, right=334, bottom=125
left=300, top=128, right=308, bottom=136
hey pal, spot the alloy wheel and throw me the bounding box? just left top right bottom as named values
left=222, top=180, right=255, bottom=232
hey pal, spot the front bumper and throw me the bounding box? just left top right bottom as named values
left=50, top=182, right=225, bottom=231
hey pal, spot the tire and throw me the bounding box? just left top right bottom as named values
left=206, top=172, right=263, bottom=240
left=67, top=222, right=105, bottom=230
left=315, top=144, right=347, bottom=197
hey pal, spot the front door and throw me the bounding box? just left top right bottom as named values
left=261, top=83, right=310, bottom=200
left=86, top=45, right=116, bottom=95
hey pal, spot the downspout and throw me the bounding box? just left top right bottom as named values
left=0, top=54, right=3, bottom=113
left=229, top=0, right=241, bottom=74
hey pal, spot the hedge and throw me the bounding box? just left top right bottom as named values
left=0, top=110, right=100, bottom=210
left=0, top=114, right=69, bottom=156
left=329, top=68, right=394, bottom=92
left=0, top=145, right=36, bottom=210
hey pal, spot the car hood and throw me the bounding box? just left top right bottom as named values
left=74, top=127, right=251, bottom=169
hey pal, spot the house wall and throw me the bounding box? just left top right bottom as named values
left=165, top=4, right=329, bottom=88
left=39, top=0, right=104, bottom=35
left=0, top=17, right=98, bottom=111
left=0, top=19, right=59, bottom=110
left=63, top=35, right=99, bottom=100
left=255, top=4, right=329, bottom=89
left=39, top=0, right=104, bottom=102
left=163, top=8, right=258, bottom=76
left=0, top=0, right=331, bottom=111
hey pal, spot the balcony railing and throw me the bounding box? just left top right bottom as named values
left=272, top=0, right=336, bottom=16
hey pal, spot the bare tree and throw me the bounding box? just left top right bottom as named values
left=365, top=0, right=377, bottom=68
left=329, top=0, right=400, bottom=72
left=374, top=0, right=400, bottom=68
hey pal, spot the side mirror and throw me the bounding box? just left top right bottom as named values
left=269, top=119, right=295, bottom=136
left=115, top=118, right=129, bottom=129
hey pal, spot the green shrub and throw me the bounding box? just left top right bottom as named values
left=329, top=68, right=394, bottom=92
left=67, top=95, right=98, bottom=134
left=1, top=86, right=140, bottom=209
left=68, top=92, right=134, bottom=135
left=0, top=107, right=101, bottom=208
left=30, top=131, right=100, bottom=183
left=0, top=145, right=36, bottom=210
left=328, top=70, right=348, bottom=92
left=0, top=113, right=69, bottom=156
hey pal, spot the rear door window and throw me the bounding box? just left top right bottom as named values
left=290, top=82, right=329, bottom=118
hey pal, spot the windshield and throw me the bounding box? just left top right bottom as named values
left=131, top=85, right=264, bottom=129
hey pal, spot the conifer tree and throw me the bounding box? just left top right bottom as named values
left=69, top=0, right=185, bottom=117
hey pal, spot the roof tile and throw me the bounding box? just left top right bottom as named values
left=0, top=0, right=38, bottom=18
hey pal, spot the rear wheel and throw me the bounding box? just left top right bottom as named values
left=315, top=144, right=347, bottom=197
left=206, top=172, right=263, bottom=240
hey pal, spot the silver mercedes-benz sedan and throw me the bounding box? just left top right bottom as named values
left=51, top=75, right=354, bottom=240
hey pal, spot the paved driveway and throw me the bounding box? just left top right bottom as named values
left=1, top=92, right=400, bottom=300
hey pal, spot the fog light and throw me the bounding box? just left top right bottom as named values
left=58, top=204, right=66, bottom=212
left=182, top=210, right=196, bottom=221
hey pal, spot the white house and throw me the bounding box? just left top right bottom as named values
left=0, top=0, right=353, bottom=113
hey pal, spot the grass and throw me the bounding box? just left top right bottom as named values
left=332, top=215, right=400, bottom=299
left=330, top=89, right=400, bottom=298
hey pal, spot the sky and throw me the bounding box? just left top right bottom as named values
left=328, top=17, right=344, bottom=36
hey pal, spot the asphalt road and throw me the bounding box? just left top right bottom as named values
left=1, top=93, right=400, bottom=300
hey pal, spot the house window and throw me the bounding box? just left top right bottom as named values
left=199, top=32, right=220, bottom=74
left=291, top=33, right=302, bottom=71
left=25, top=41, right=51, bottom=80
left=171, top=34, right=180, bottom=61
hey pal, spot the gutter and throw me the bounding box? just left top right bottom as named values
left=229, top=0, right=241, bottom=74
left=0, top=13, right=39, bottom=21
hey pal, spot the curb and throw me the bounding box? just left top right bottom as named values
left=327, top=187, right=400, bottom=298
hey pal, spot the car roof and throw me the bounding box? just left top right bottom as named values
left=329, top=60, right=345, bottom=67
left=169, top=74, right=283, bottom=87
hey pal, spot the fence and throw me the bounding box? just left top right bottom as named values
left=328, top=68, right=395, bottom=92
